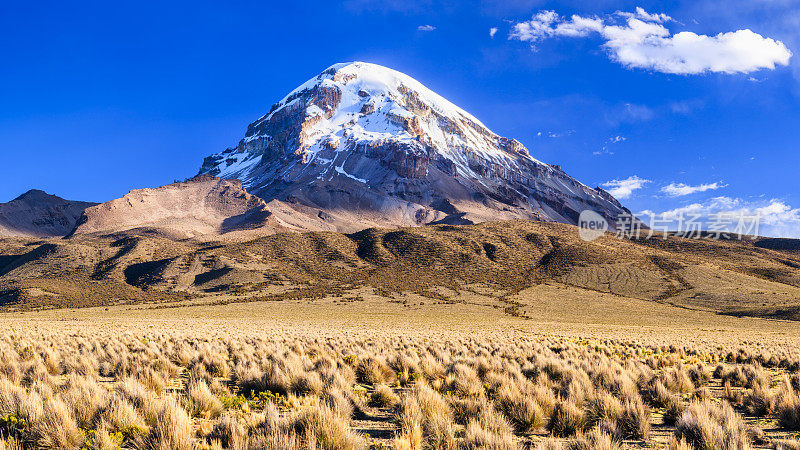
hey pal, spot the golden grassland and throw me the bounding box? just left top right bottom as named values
left=2, top=288, right=800, bottom=449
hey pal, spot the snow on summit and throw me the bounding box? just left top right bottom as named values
left=198, top=62, right=630, bottom=231
left=207, top=62, right=536, bottom=182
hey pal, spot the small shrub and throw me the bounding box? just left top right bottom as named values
left=693, top=387, right=712, bottom=402
left=355, top=357, right=393, bottom=385
left=369, top=384, right=399, bottom=408
left=585, top=391, right=623, bottom=427
left=721, top=367, right=748, bottom=388
left=263, top=360, right=291, bottom=396
left=185, top=380, right=224, bottom=419
left=85, top=423, right=124, bottom=450
left=32, top=397, right=84, bottom=450
left=422, top=414, right=457, bottom=450
left=146, top=397, right=193, bottom=450
left=448, top=396, right=484, bottom=425
left=777, top=388, right=800, bottom=430
left=661, top=367, right=695, bottom=393
left=743, top=385, right=774, bottom=417
left=115, top=377, right=153, bottom=410
left=59, top=374, right=108, bottom=429
left=445, top=364, right=483, bottom=397
left=674, top=401, right=749, bottom=450
left=100, top=397, right=149, bottom=437
left=566, top=429, right=621, bottom=450
left=548, top=400, right=586, bottom=438
left=619, top=398, right=650, bottom=440
left=290, top=372, right=324, bottom=396
left=209, top=415, right=247, bottom=450
left=688, top=364, right=711, bottom=387
left=722, top=381, right=743, bottom=408
left=394, top=395, right=423, bottom=449
left=295, top=404, right=366, bottom=450
left=775, top=439, right=800, bottom=450
left=662, top=397, right=685, bottom=426
left=642, top=379, right=674, bottom=408
left=496, top=385, right=547, bottom=432
left=667, top=436, right=692, bottom=450
left=463, top=419, right=516, bottom=450
left=322, top=387, right=356, bottom=420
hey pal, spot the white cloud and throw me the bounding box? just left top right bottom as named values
left=593, top=136, right=626, bottom=156
left=490, top=27, right=498, bottom=38
left=661, top=182, right=726, bottom=197
left=669, top=99, right=704, bottom=114
left=601, top=175, right=651, bottom=199
left=641, top=197, right=800, bottom=238
left=619, top=103, right=654, bottom=122
left=418, top=24, right=436, bottom=31
left=538, top=129, right=574, bottom=138
left=509, top=8, right=792, bottom=74
left=616, top=7, right=672, bottom=24
left=641, top=196, right=738, bottom=220
left=683, top=0, right=800, bottom=87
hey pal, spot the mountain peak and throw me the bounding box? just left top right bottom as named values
left=0, top=190, right=95, bottom=238
left=201, top=61, right=534, bottom=183
left=12, top=189, right=58, bottom=203
left=197, top=62, right=628, bottom=231
left=270, top=61, right=490, bottom=129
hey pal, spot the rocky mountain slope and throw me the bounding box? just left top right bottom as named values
left=0, top=190, right=95, bottom=238
left=198, top=62, right=629, bottom=231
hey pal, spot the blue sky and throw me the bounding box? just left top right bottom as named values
left=2, top=1, right=800, bottom=236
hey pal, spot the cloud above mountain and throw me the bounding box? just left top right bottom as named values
left=661, top=182, right=726, bottom=197
left=640, top=197, right=800, bottom=238
left=601, top=175, right=650, bottom=199
left=509, top=7, right=792, bottom=75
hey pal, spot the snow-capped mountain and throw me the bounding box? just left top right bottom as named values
left=198, top=62, right=628, bottom=231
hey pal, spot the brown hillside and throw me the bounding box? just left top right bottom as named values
left=0, top=190, right=95, bottom=238
left=1, top=220, right=799, bottom=319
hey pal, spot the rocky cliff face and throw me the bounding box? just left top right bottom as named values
left=0, top=190, right=95, bottom=238
left=198, top=62, right=629, bottom=231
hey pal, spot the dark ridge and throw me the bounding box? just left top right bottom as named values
left=754, top=237, right=800, bottom=252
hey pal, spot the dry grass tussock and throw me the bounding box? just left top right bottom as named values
left=0, top=329, right=797, bottom=449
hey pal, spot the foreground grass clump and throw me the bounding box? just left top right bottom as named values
left=0, top=328, right=797, bottom=449
left=674, top=400, right=750, bottom=450
left=369, top=384, right=399, bottom=408
left=548, top=400, right=586, bottom=437
left=776, top=383, right=800, bottom=430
